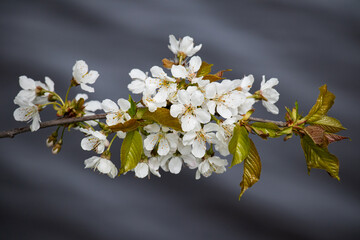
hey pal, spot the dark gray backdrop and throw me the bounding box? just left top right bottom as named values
left=0, top=0, right=359, bottom=239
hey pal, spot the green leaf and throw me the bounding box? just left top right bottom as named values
left=139, top=108, right=182, bottom=132
left=120, top=130, right=143, bottom=174
left=300, top=135, right=340, bottom=180
left=128, top=95, right=137, bottom=117
left=305, top=85, right=335, bottom=122
left=196, top=61, right=213, bottom=77
left=108, top=119, right=140, bottom=132
left=310, top=115, right=346, bottom=133
left=228, top=125, right=250, bottom=168
left=239, top=139, right=261, bottom=199
left=251, top=122, right=280, bottom=138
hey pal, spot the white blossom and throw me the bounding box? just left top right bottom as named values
left=260, top=76, right=280, bottom=114
left=168, top=35, right=202, bottom=57
left=142, top=93, right=166, bottom=112
left=148, top=66, right=177, bottom=103
left=182, top=123, right=218, bottom=158
left=14, top=76, right=55, bottom=105
left=205, top=80, right=245, bottom=119
left=72, top=60, right=99, bottom=93
left=101, top=98, right=131, bottom=126
left=215, top=118, right=237, bottom=156
left=143, top=123, right=178, bottom=156
left=171, top=56, right=203, bottom=83
left=134, top=157, right=161, bottom=178
left=128, top=69, right=155, bottom=95
left=195, top=156, right=228, bottom=179
left=84, top=156, right=118, bottom=178
left=13, top=99, right=41, bottom=132
left=170, top=87, right=210, bottom=132
left=80, top=128, right=109, bottom=154
left=75, top=93, right=102, bottom=126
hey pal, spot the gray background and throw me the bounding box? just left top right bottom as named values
left=0, top=0, right=359, bottom=239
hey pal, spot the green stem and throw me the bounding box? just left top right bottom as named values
left=44, top=90, right=65, bottom=105
left=107, top=134, right=118, bottom=151
left=65, top=85, right=72, bottom=103
left=211, top=114, right=221, bottom=124
left=40, top=102, right=62, bottom=108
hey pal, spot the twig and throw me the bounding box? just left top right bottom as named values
left=0, top=113, right=287, bottom=139
left=248, top=117, right=287, bottom=127
left=0, top=114, right=106, bottom=138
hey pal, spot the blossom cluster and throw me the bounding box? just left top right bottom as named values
left=13, top=35, right=280, bottom=180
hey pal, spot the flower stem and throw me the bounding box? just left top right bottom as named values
left=44, top=90, right=65, bottom=105
left=64, top=85, right=72, bottom=103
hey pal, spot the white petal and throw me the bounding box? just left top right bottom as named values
left=181, top=114, right=198, bottom=132
left=80, top=83, right=94, bottom=93
left=171, top=65, right=187, bottom=79
left=102, top=99, right=119, bottom=112
left=262, top=88, right=280, bottom=103
left=75, top=93, right=88, bottom=101
left=203, top=123, right=219, bottom=133
left=82, top=70, right=99, bottom=84
left=188, top=44, right=202, bottom=57
left=81, top=136, right=98, bottom=151
left=170, top=104, right=185, bottom=118
left=189, top=56, right=202, bottom=73
left=106, top=113, right=120, bottom=126
left=153, top=87, right=169, bottom=103
left=169, top=157, right=182, bottom=174
left=44, top=77, right=55, bottom=91
left=117, top=98, right=131, bottom=111
left=135, top=163, right=149, bottom=178
left=128, top=80, right=146, bottom=94
left=97, top=159, right=112, bottom=174
left=150, top=66, right=166, bottom=78
left=194, top=108, right=211, bottom=124
left=85, top=101, right=102, bottom=112
left=144, top=123, right=160, bottom=133
left=192, top=139, right=206, bottom=158
left=205, top=83, right=217, bottom=99
left=30, top=113, right=41, bottom=132
left=117, top=131, right=126, bottom=138
left=144, top=133, right=160, bottom=151
left=206, top=101, right=216, bottom=115
left=262, top=101, right=279, bottom=114
left=157, top=137, right=170, bottom=156
left=240, top=75, right=254, bottom=91
left=217, top=104, right=232, bottom=119
left=190, top=90, right=204, bottom=107
left=182, top=155, right=199, bottom=169
left=182, top=131, right=196, bottom=146
left=261, top=76, right=279, bottom=90
left=84, top=156, right=99, bottom=168
left=180, top=36, right=193, bottom=53
left=177, top=90, right=191, bottom=105
left=19, top=76, right=35, bottom=90
left=129, top=68, right=146, bottom=80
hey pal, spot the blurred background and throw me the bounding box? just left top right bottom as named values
left=0, top=0, right=359, bottom=239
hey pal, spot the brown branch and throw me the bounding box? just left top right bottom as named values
left=248, top=117, right=287, bottom=127
left=0, top=113, right=287, bottom=139
left=0, top=114, right=106, bottom=138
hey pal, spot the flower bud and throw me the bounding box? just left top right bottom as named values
left=52, top=139, right=63, bottom=154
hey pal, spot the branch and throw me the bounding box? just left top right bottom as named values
left=0, top=114, right=106, bottom=138
left=248, top=117, right=287, bottom=127
left=0, top=113, right=287, bottom=139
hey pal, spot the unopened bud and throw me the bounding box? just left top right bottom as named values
left=46, top=136, right=56, bottom=147
left=48, top=94, right=57, bottom=102
left=52, top=139, right=63, bottom=154
left=35, top=86, right=45, bottom=96
left=101, top=150, right=111, bottom=160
